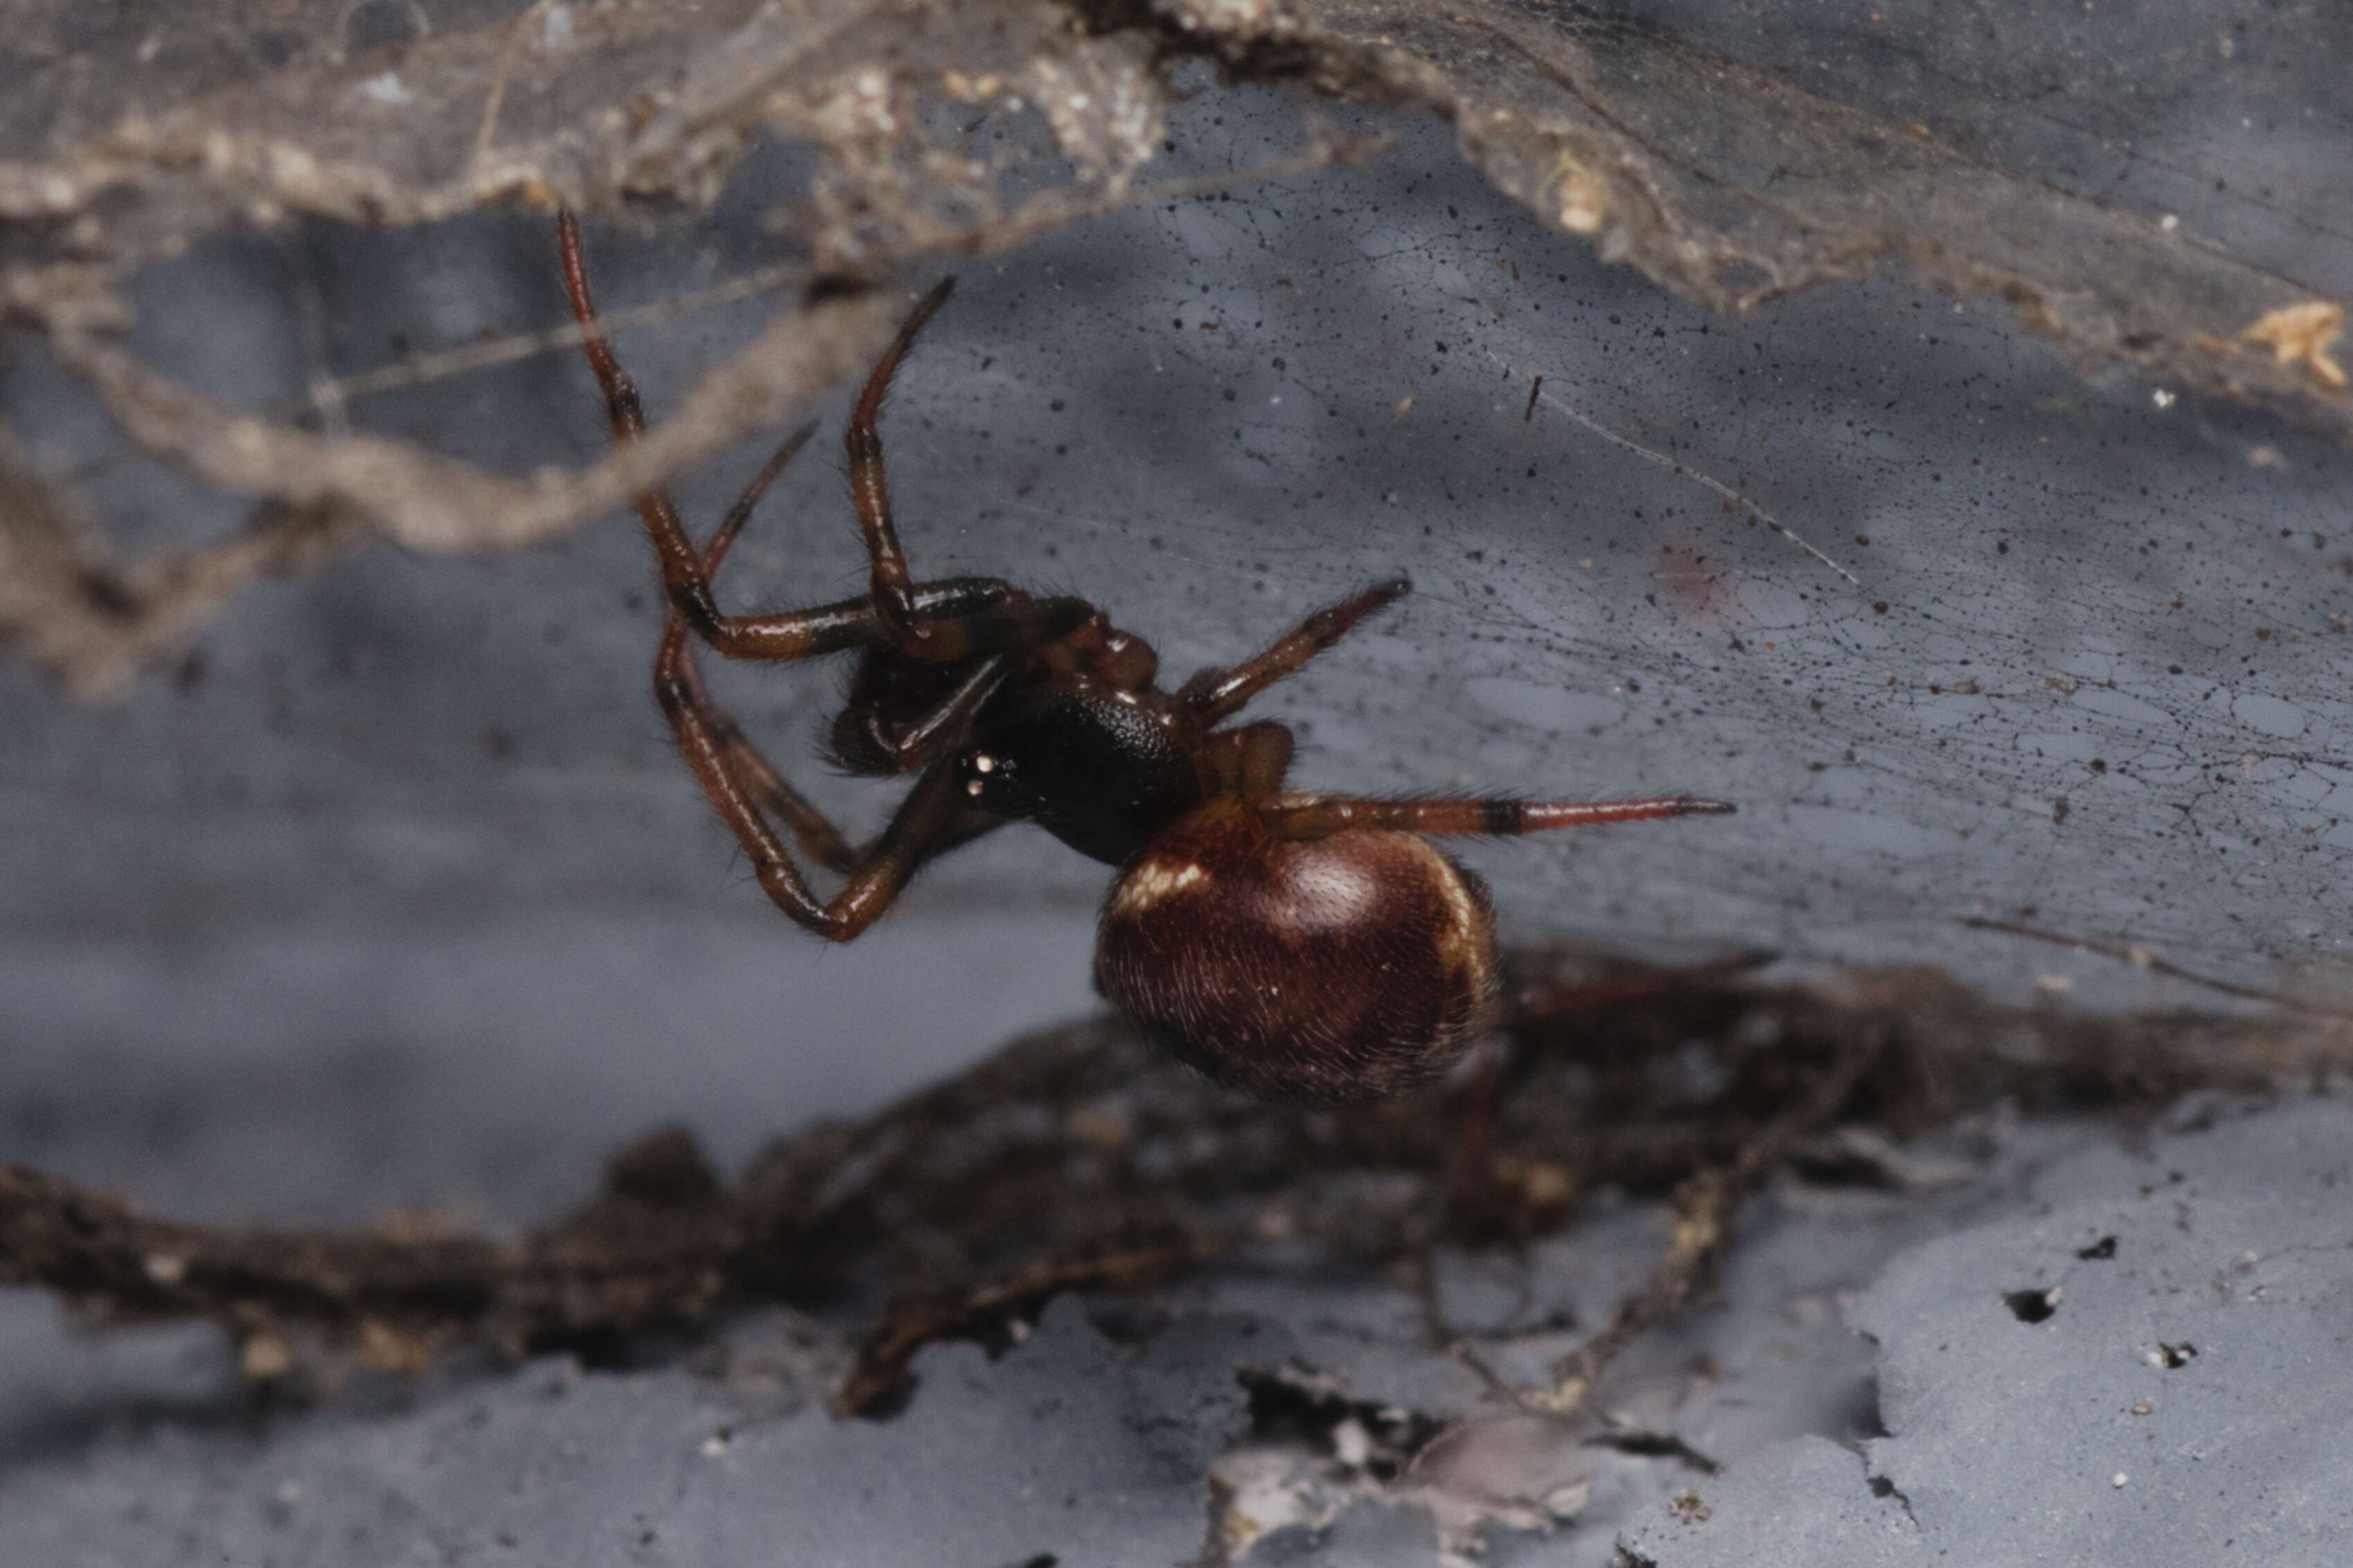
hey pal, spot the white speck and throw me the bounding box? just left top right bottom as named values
left=701, top=1434, right=730, bottom=1456
left=1270, top=395, right=1282, bottom=405
left=360, top=73, right=411, bottom=105
left=542, top=6, right=574, bottom=46
left=2152, top=389, right=2175, bottom=409
left=2112, top=1471, right=2128, bottom=1488
left=2160, top=213, right=2180, bottom=232
left=973, top=754, right=995, bottom=774
left=1332, top=1418, right=1371, bottom=1466
left=965, top=780, right=984, bottom=796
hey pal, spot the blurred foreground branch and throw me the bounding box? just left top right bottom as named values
left=1, top=949, right=2338, bottom=1416
left=3, top=0, right=2346, bottom=695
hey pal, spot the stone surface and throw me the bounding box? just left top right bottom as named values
left=1622, top=1096, right=2353, bottom=1568
left=4, top=8, right=2350, bottom=1564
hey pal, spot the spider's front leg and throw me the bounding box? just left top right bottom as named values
left=659, top=639, right=1011, bottom=940
left=648, top=422, right=860, bottom=873
left=556, top=213, right=1089, bottom=666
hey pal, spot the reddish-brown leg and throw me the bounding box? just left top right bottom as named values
left=845, top=277, right=954, bottom=645
left=662, top=612, right=1009, bottom=878
left=1176, top=578, right=1409, bottom=727
left=656, top=648, right=1006, bottom=938
left=556, top=212, right=1089, bottom=664
left=652, top=421, right=862, bottom=872
left=657, top=437, right=1017, bottom=895
left=1262, top=794, right=1734, bottom=841
left=561, top=212, right=1031, bottom=929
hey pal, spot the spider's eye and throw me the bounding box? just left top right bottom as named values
left=959, top=750, right=1015, bottom=801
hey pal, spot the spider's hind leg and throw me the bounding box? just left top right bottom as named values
left=1262, top=794, right=1736, bottom=841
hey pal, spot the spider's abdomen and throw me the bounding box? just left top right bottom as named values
left=1094, top=801, right=1497, bottom=1103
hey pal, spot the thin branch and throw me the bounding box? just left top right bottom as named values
left=0, top=956, right=2328, bottom=1414
left=1960, top=915, right=2353, bottom=1022
left=13, top=131, right=1390, bottom=700
left=1536, top=1021, right=1886, bottom=1411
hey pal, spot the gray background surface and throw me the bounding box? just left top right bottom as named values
left=3, top=9, right=2352, bottom=1560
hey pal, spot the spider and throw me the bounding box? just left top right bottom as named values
left=558, top=215, right=1733, bottom=1103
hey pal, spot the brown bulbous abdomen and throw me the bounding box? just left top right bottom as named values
left=1094, top=801, right=1498, bottom=1103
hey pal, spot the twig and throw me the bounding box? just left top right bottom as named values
left=834, top=1235, right=1219, bottom=1417
left=13, top=131, right=1392, bottom=700
left=0, top=957, right=2327, bottom=1417
left=469, top=0, right=551, bottom=177
left=1536, top=1022, right=1887, bottom=1410
left=1960, top=915, right=2353, bottom=1022
left=312, top=134, right=1390, bottom=412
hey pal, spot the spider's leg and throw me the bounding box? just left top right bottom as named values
left=1176, top=578, right=1409, bottom=727
left=844, top=276, right=955, bottom=646
left=659, top=583, right=1091, bottom=664
left=656, top=619, right=862, bottom=873
left=1260, top=793, right=1735, bottom=841
left=654, top=645, right=1009, bottom=940
left=558, top=209, right=737, bottom=640
left=662, top=615, right=1009, bottom=874
left=675, top=466, right=1011, bottom=863
left=560, top=215, right=1092, bottom=666
left=639, top=465, right=863, bottom=872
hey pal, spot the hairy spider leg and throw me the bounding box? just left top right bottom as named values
left=1262, top=794, right=1737, bottom=840
left=1176, top=578, right=1410, bottom=727
left=556, top=212, right=1091, bottom=664
left=661, top=578, right=1035, bottom=871
left=559, top=212, right=1078, bottom=934
left=652, top=421, right=860, bottom=873
left=656, top=653, right=1009, bottom=938
left=846, top=276, right=954, bottom=645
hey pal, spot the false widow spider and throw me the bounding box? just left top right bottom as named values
left=558, top=215, right=1733, bottom=1102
